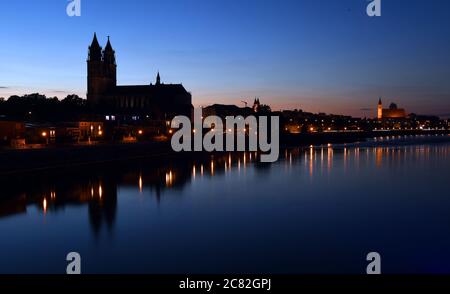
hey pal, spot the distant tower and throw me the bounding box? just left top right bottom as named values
left=253, top=98, right=261, bottom=113
left=156, top=72, right=161, bottom=85
left=87, top=33, right=117, bottom=105
left=102, top=36, right=117, bottom=90
left=377, top=98, right=383, bottom=120
left=87, top=33, right=103, bottom=105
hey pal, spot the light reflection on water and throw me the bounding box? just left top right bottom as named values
left=0, top=134, right=449, bottom=274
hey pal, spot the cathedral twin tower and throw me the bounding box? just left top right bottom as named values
left=86, top=33, right=192, bottom=119
left=87, top=33, right=117, bottom=105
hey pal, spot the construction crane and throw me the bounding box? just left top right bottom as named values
left=241, top=100, right=248, bottom=108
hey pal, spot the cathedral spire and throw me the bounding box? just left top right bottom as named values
left=91, top=33, right=100, bottom=49
left=105, top=36, right=113, bottom=52
left=88, top=32, right=102, bottom=61
left=156, top=71, right=161, bottom=85
left=103, top=35, right=116, bottom=65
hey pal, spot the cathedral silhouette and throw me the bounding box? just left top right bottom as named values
left=87, top=33, right=192, bottom=119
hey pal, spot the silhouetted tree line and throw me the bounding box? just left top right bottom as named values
left=0, top=93, right=89, bottom=122
left=258, top=104, right=271, bottom=114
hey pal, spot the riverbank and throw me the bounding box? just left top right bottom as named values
left=0, top=142, right=179, bottom=176
left=0, top=129, right=448, bottom=176
left=281, top=129, right=449, bottom=147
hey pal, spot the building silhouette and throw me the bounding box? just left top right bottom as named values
left=252, top=98, right=261, bottom=113
left=87, top=33, right=192, bottom=120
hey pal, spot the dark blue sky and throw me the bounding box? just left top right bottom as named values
left=0, top=0, right=449, bottom=117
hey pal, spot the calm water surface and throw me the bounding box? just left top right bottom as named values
left=0, top=135, right=449, bottom=274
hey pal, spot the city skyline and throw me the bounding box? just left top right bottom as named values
left=1, top=0, right=450, bottom=117
left=1, top=0, right=450, bottom=281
